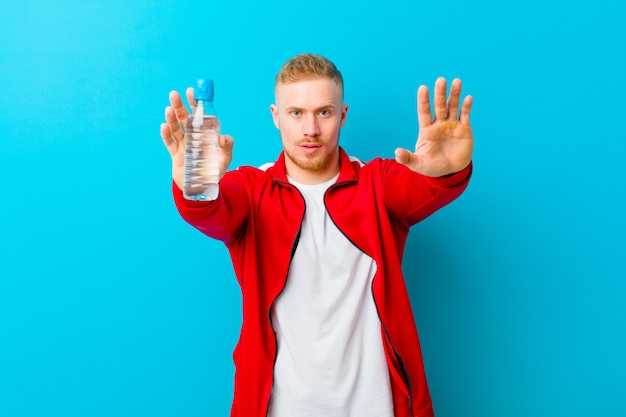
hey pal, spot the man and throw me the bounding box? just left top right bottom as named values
left=160, top=53, right=473, bottom=417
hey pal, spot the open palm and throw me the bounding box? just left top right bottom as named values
left=395, top=78, right=473, bottom=177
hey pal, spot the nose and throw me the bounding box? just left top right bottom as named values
left=303, top=114, right=320, bottom=138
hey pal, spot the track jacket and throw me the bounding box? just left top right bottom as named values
left=173, top=147, right=472, bottom=417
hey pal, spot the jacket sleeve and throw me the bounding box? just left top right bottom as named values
left=172, top=169, right=252, bottom=247
left=381, top=160, right=472, bottom=228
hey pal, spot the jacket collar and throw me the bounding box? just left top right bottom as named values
left=271, top=146, right=358, bottom=185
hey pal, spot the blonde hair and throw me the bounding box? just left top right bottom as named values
left=275, top=53, right=344, bottom=95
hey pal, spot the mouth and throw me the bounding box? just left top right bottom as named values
left=298, top=142, right=322, bottom=154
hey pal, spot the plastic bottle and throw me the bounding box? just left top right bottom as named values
left=183, top=79, right=221, bottom=201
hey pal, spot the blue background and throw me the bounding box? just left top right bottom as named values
left=1, top=0, right=624, bottom=416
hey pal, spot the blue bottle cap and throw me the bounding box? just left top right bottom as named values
left=194, top=78, right=214, bottom=101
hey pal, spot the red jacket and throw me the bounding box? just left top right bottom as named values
left=173, top=148, right=472, bottom=417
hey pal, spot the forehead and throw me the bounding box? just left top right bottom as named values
left=275, top=78, right=343, bottom=108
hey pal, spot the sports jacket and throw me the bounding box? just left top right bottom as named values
left=173, top=147, right=472, bottom=417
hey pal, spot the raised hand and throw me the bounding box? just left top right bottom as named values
left=160, top=88, right=234, bottom=190
left=395, top=77, right=473, bottom=177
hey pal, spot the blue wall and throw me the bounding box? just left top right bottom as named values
left=1, top=1, right=624, bottom=416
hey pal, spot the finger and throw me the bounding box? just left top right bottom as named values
left=185, top=87, right=195, bottom=108
left=165, top=105, right=184, bottom=143
left=447, top=78, right=462, bottom=121
left=169, top=90, right=190, bottom=130
left=433, top=77, right=447, bottom=121
left=460, top=95, right=473, bottom=125
left=160, top=123, right=174, bottom=148
left=417, top=85, right=432, bottom=128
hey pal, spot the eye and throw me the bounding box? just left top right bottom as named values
left=291, top=110, right=301, bottom=117
left=319, top=109, right=331, bottom=117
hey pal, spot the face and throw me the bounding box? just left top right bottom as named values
left=270, top=77, right=348, bottom=184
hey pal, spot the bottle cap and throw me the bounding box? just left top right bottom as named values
left=194, top=78, right=214, bottom=101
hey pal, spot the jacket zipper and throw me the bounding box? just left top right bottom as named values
left=265, top=179, right=305, bottom=417
left=377, top=301, right=415, bottom=417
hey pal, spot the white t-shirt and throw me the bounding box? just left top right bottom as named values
left=268, top=175, right=394, bottom=417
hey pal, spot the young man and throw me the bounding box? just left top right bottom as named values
left=160, top=53, right=473, bottom=417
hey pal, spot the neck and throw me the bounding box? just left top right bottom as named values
left=285, top=156, right=340, bottom=185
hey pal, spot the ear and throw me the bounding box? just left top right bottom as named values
left=339, top=104, right=348, bottom=128
left=270, top=104, right=280, bottom=130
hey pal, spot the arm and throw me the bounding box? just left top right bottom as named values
left=382, top=159, right=472, bottom=227
left=172, top=171, right=250, bottom=246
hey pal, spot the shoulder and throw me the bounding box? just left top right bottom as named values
left=349, top=155, right=365, bottom=168
left=354, top=156, right=402, bottom=175
left=221, top=164, right=272, bottom=186
left=257, top=162, right=275, bottom=172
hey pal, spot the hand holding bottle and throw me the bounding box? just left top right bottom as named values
left=160, top=86, right=234, bottom=194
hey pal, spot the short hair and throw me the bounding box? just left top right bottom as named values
left=275, top=53, right=344, bottom=96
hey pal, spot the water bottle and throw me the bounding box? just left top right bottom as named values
left=183, top=79, right=221, bottom=201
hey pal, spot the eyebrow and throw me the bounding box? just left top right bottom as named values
left=285, top=104, right=336, bottom=112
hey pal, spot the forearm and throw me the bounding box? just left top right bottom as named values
left=384, top=160, right=472, bottom=226
left=173, top=172, right=250, bottom=246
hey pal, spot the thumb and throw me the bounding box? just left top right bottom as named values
left=219, top=134, right=234, bottom=153
left=218, top=134, right=235, bottom=178
left=394, top=147, right=424, bottom=173
left=394, top=147, right=413, bottom=166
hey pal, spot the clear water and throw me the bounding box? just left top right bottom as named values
left=183, top=115, right=220, bottom=201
